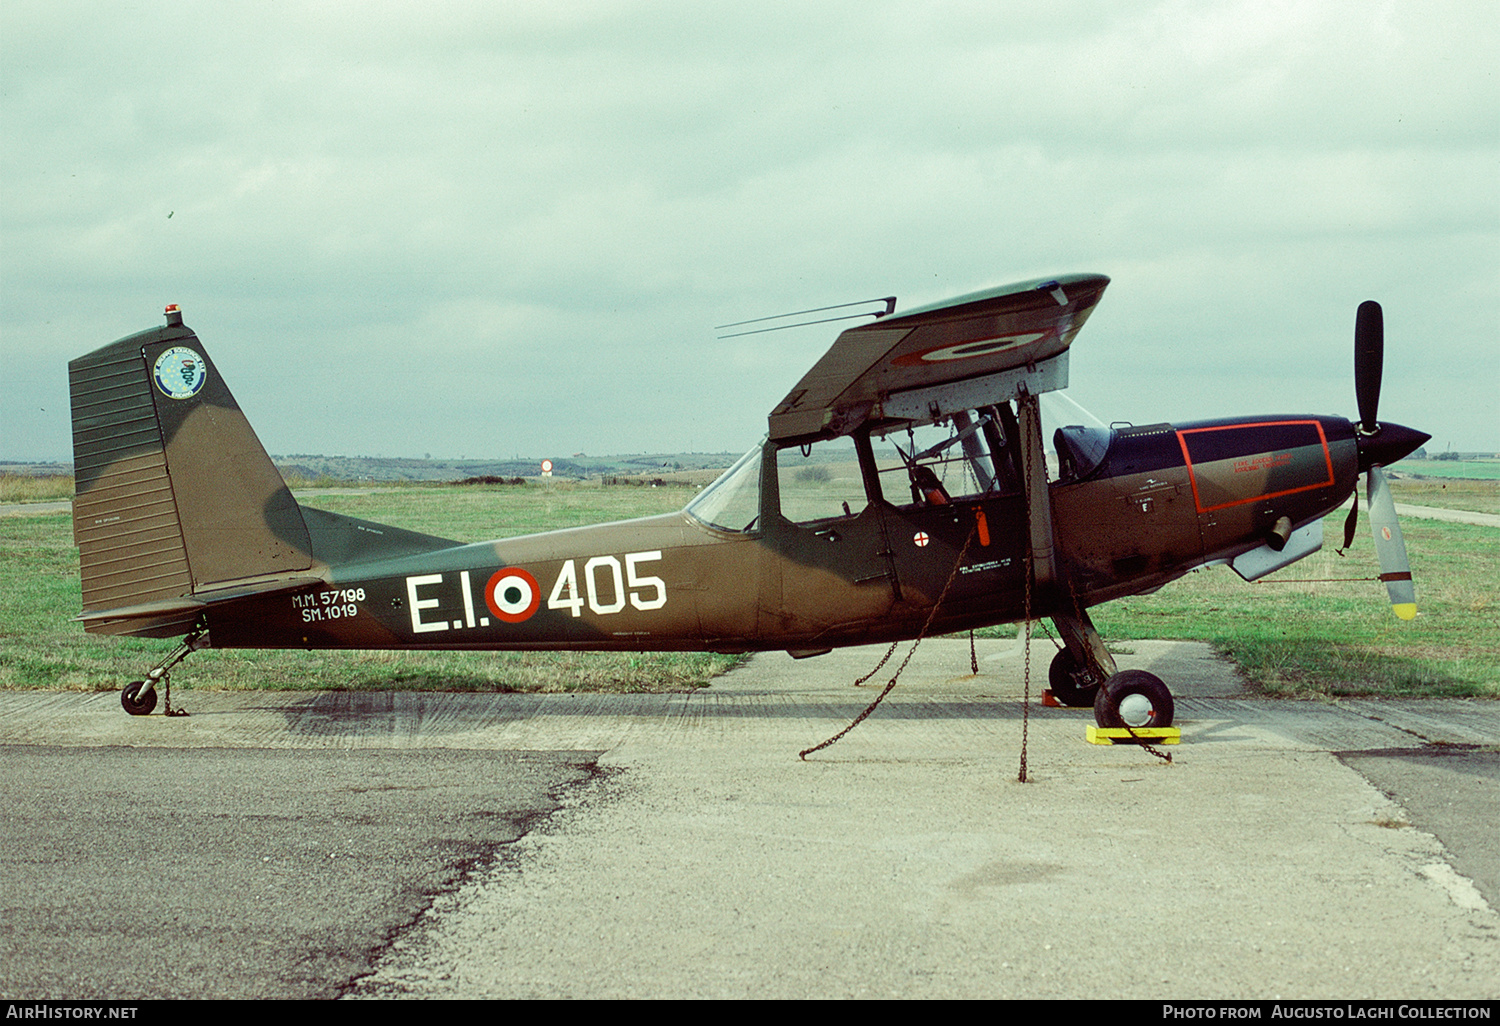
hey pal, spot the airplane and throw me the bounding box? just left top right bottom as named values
left=68, top=273, right=1428, bottom=725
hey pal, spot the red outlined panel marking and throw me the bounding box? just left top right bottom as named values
left=1176, top=420, right=1335, bottom=513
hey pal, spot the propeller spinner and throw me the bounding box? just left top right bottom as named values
left=1346, top=300, right=1429, bottom=620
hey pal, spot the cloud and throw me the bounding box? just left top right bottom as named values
left=3, top=0, right=1496, bottom=460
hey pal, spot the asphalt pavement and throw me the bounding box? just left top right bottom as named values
left=1, top=637, right=1495, bottom=1000
left=1, top=745, right=597, bottom=999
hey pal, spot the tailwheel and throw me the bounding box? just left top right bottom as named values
left=1094, top=670, right=1174, bottom=729
left=121, top=680, right=157, bottom=717
left=1048, top=648, right=1105, bottom=707
left=120, top=622, right=207, bottom=716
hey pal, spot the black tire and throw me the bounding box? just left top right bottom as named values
left=121, top=681, right=157, bottom=716
left=1093, top=670, right=1174, bottom=729
left=1048, top=648, right=1103, bottom=707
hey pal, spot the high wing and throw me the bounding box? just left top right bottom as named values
left=768, top=273, right=1110, bottom=441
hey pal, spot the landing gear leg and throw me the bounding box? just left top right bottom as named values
left=1048, top=609, right=1115, bottom=707
left=122, top=624, right=208, bottom=717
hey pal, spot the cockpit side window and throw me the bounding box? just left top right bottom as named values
left=774, top=435, right=869, bottom=525
left=871, top=409, right=1012, bottom=507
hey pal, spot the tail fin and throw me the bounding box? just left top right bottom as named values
left=70, top=309, right=313, bottom=635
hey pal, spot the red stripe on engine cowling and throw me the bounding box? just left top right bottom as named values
left=1176, top=419, right=1335, bottom=514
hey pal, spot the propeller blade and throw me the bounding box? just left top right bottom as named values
left=1354, top=300, right=1383, bottom=434
left=1366, top=466, right=1416, bottom=620
left=1341, top=488, right=1359, bottom=552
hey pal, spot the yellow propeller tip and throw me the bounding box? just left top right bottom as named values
left=1393, top=603, right=1417, bottom=621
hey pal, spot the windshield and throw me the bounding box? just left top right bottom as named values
left=1039, top=391, right=1108, bottom=439
left=685, top=439, right=763, bottom=532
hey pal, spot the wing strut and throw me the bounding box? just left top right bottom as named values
left=1016, top=390, right=1055, bottom=590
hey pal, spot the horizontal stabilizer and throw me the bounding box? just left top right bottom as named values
left=75, top=576, right=327, bottom=625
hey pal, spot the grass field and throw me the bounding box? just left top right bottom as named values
left=0, top=474, right=75, bottom=503
left=1389, top=477, right=1500, bottom=515
left=1398, top=459, right=1500, bottom=481
left=1077, top=513, right=1499, bottom=698
left=2, top=479, right=1496, bottom=700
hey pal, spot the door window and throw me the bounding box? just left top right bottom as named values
left=871, top=410, right=1011, bottom=507
left=775, top=435, right=869, bottom=525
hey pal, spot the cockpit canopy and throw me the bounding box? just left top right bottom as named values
left=1054, top=423, right=1112, bottom=482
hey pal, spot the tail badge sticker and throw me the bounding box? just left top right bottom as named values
left=485, top=568, right=541, bottom=623
left=153, top=347, right=208, bottom=400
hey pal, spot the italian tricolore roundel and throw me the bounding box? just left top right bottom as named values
left=893, top=331, right=1050, bottom=366
left=152, top=347, right=208, bottom=400
left=485, top=568, right=541, bottom=623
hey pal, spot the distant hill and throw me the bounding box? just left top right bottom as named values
left=270, top=452, right=741, bottom=484
left=2, top=453, right=741, bottom=485
left=0, top=461, right=74, bottom=478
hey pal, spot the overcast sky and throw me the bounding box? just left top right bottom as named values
left=3, top=0, right=1496, bottom=463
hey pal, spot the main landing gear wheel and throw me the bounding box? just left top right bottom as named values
left=1093, top=670, right=1174, bottom=729
left=121, top=681, right=157, bottom=717
left=1048, top=648, right=1105, bottom=707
